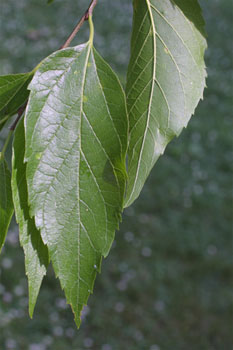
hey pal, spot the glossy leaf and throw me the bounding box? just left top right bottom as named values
left=124, top=0, right=207, bottom=207
left=0, top=158, right=14, bottom=251
left=24, top=43, right=128, bottom=326
left=12, top=119, right=49, bottom=317
left=0, top=72, right=33, bottom=130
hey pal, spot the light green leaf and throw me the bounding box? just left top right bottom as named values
left=11, top=118, right=49, bottom=317
left=172, top=0, right=207, bottom=37
left=0, top=158, right=14, bottom=251
left=25, top=43, right=128, bottom=326
left=0, top=72, right=33, bottom=130
left=124, top=0, right=207, bottom=207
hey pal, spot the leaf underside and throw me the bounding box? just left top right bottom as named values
left=0, top=72, right=33, bottom=130
left=24, top=43, right=128, bottom=326
left=12, top=119, right=49, bottom=317
left=0, top=158, right=14, bottom=251
left=124, top=0, right=207, bottom=207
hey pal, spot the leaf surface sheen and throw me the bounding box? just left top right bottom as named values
left=0, top=158, right=14, bottom=251
left=125, top=0, right=207, bottom=207
left=12, top=119, right=49, bottom=317
left=24, top=43, right=128, bottom=326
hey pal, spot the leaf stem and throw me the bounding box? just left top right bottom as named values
left=88, top=15, right=95, bottom=46
left=61, top=0, right=98, bottom=49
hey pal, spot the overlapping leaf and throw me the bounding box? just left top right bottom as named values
left=124, top=0, right=207, bottom=207
left=12, top=119, right=49, bottom=317
left=0, top=72, right=33, bottom=130
left=24, top=43, right=128, bottom=326
left=0, top=158, right=14, bottom=251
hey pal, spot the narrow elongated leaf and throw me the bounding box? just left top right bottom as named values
left=25, top=43, right=128, bottom=326
left=124, top=0, right=207, bottom=207
left=0, top=72, right=33, bottom=129
left=0, top=158, right=14, bottom=251
left=11, top=119, right=49, bottom=317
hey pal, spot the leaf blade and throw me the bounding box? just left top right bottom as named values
left=0, top=158, right=14, bottom=251
left=124, top=0, right=207, bottom=207
left=11, top=119, right=49, bottom=317
left=25, top=44, right=128, bottom=326
left=0, top=72, right=33, bottom=130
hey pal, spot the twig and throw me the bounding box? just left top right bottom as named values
left=10, top=101, right=28, bottom=131
left=61, top=0, right=98, bottom=49
left=8, top=0, right=98, bottom=133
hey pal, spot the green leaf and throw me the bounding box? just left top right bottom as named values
left=0, top=158, right=14, bottom=251
left=11, top=118, right=49, bottom=317
left=124, top=0, right=207, bottom=207
left=0, top=72, right=33, bottom=130
left=24, top=43, right=128, bottom=326
left=172, top=0, right=207, bottom=37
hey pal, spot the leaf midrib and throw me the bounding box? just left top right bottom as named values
left=126, top=0, right=156, bottom=206
left=75, top=41, right=92, bottom=304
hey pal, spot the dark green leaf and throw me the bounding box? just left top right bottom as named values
left=0, top=157, right=14, bottom=251
left=11, top=118, right=49, bottom=317
left=124, top=0, right=207, bottom=207
left=0, top=72, right=33, bottom=130
left=25, top=43, right=128, bottom=326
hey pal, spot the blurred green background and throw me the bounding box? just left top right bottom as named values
left=0, top=0, right=232, bottom=349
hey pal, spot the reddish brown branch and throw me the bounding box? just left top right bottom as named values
left=61, top=0, right=98, bottom=49
left=10, top=101, right=28, bottom=131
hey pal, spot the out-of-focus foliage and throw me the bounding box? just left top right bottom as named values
left=0, top=0, right=232, bottom=349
